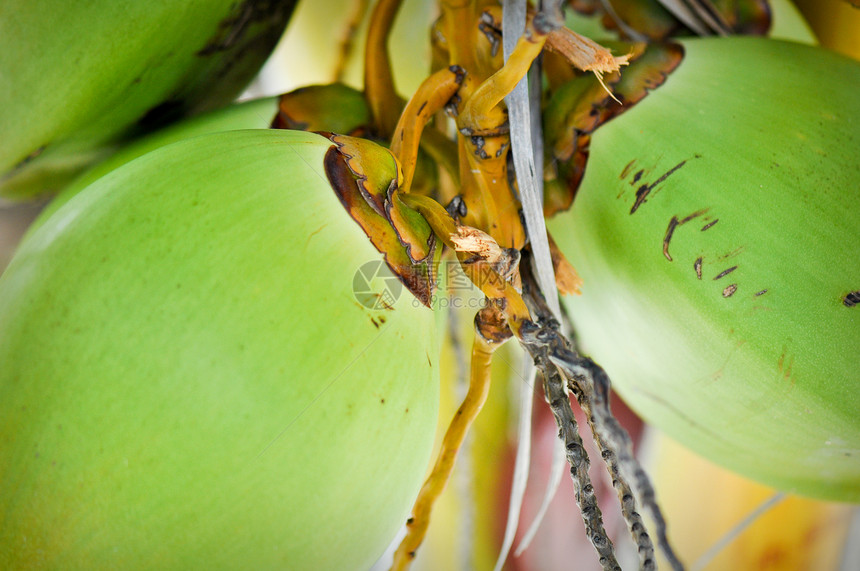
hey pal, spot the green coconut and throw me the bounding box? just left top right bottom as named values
left=549, top=37, right=860, bottom=501
left=0, top=0, right=296, bottom=198
left=0, top=129, right=439, bottom=569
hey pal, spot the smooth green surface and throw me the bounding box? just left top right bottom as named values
left=0, top=129, right=439, bottom=569
left=30, top=96, right=280, bottom=231
left=0, top=0, right=294, bottom=198
left=550, top=37, right=860, bottom=501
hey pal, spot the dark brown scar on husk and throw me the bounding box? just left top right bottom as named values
left=631, top=155, right=701, bottom=214
left=662, top=208, right=709, bottom=261
left=843, top=291, right=860, bottom=308
left=620, top=159, right=637, bottom=179
left=713, top=266, right=738, bottom=280
left=546, top=42, right=684, bottom=217
left=323, top=143, right=436, bottom=307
